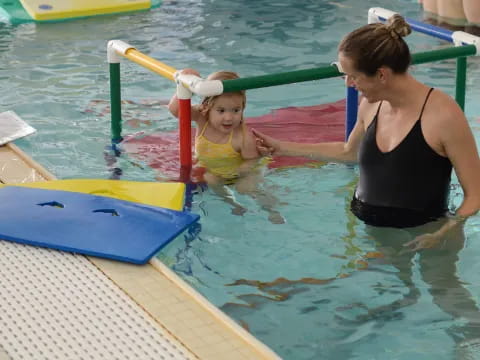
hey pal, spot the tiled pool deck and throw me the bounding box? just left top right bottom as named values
left=0, top=143, right=281, bottom=360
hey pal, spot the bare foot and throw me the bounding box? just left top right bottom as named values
left=268, top=211, right=286, bottom=224
left=231, top=206, right=247, bottom=216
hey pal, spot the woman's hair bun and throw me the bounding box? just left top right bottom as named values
left=385, top=14, right=412, bottom=38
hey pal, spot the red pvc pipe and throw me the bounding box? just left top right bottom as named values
left=178, top=98, right=192, bottom=171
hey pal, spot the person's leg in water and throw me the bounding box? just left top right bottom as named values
left=464, top=0, right=480, bottom=35
left=420, top=0, right=468, bottom=31
left=412, top=221, right=480, bottom=356
left=437, top=0, right=468, bottom=27
left=344, top=226, right=422, bottom=324
left=203, top=171, right=247, bottom=216
left=421, top=0, right=440, bottom=24
left=234, top=171, right=285, bottom=224
left=358, top=219, right=480, bottom=356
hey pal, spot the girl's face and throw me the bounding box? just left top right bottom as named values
left=338, top=52, right=382, bottom=103
left=207, top=93, right=244, bottom=134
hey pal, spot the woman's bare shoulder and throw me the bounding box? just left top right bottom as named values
left=426, top=89, right=465, bottom=123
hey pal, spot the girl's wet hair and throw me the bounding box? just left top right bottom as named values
left=338, top=14, right=412, bottom=76
left=200, top=71, right=246, bottom=116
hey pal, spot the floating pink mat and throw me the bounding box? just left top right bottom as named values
left=122, top=99, right=346, bottom=181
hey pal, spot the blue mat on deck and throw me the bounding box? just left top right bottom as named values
left=0, top=186, right=199, bottom=264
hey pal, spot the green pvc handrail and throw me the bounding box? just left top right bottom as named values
left=109, top=63, right=122, bottom=143
left=456, top=56, right=467, bottom=110
left=222, top=66, right=340, bottom=93
left=411, top=44, right=476, bottom=65
left=222, top=44, right=476, bottom=93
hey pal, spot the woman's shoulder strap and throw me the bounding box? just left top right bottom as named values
left=375, top=101, right=383, bottom=117
left=419, top=87, right=435, bottom=119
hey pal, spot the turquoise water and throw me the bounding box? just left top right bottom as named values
left=3, top=0, right=480, bottom=359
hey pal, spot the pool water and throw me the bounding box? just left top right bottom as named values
left=3, top=0, right=480, bottom=359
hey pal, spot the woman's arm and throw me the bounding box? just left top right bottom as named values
left=429, top=95, right=480, bottom=219
left=447, top=129, right=480, bottom=217
left=253, top=98, right=370, bottom=163
left=404, top=97, right=480, bottom=251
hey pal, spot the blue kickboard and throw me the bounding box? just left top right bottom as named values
left=0, top=186, right=200, bottom=264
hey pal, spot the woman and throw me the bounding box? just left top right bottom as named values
left=254, top=14, right=480, bottom=251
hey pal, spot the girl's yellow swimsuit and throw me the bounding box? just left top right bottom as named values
left=195, top=122, right=244, bottom=179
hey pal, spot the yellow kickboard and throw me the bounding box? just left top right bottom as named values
left=0, top=179, right=185, bottom=211
left=19, top=0, right=151, bottom=21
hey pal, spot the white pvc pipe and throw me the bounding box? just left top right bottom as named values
left=174, top=71, right=224, bottom=97
left=175, top=82, right=192, bottom=100
left=368, top=7, right=398, bottom=24
left=107, top=40, right=135, bottom=63
left=452, top=31, right=480, bottom=54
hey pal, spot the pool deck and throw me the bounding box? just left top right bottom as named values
left=0, top=142, right=281, bottom=360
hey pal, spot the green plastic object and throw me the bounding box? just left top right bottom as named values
left=0, top=0, right=31, bottom=24
left=456, top=56, right=467, bottom=110
left=221, top=45, right=477, bottom=93
left=110, top=63, right=123, bottom=143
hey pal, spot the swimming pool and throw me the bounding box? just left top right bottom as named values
left=3, top=0, right=480, bottom=359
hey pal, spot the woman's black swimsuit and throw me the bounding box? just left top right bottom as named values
left=351, top=88, right=452, bottom=228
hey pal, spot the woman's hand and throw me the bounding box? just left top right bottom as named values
left=252, top=129, right=282, bottom=157
left=402, top=233, right=443, bottom=252
left=402, top=215, right=468, bottom=253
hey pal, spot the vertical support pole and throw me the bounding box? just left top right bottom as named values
left=345, top=86, right=358, bottom=140
left=177, top=83, right=193, bottom=181
left=108, top=40, right=136, bottom=146
left=455, top=56, right=467, bottom=111
left=109, top=62, right=123, bottom=144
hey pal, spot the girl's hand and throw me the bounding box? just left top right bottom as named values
left=180, top=68, right=201, bottom=77
left=252, top=129, right=282, bottom=156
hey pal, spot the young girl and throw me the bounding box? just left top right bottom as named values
left=168, top=69, right=285, bottom=224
